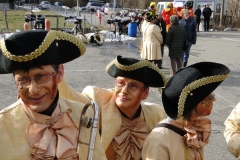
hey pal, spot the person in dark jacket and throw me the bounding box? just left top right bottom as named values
left=203, top=4, right=212, bottom=31
left=195, top=5, right=202, bottom=32
left=166, top=15, right=185, bottom=77
left=155, top=12, right=166, bottom=69
left=179, top=9, right=197, bottom=67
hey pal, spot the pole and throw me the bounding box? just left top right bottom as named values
left=76, top=0, right=80, bottom=16
left=114, top=0, right=116, bottom=12
left=83, top=14, right=85, bottom=34
left=219, top=0, right=224, bottom=27
left=56, top=15, right=59, bottom=30
left=91, top=11, right=92, bottom=25
left=4, top=9, right=9, bottom=31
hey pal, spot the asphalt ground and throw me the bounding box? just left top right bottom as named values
left=0, top=31, right=240, bottom=160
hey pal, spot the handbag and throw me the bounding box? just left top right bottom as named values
left=183, top=39, right=189, bottom=51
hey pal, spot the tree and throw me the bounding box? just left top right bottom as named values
left=219, top=0, right=224, bottom=27
left=227, top=0, right=240, bottom=27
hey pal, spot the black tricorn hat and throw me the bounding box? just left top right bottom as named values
left=106, top=55, right=167, bottom=88
left=162, top=62, right=230, bottom=120
left=141, top=11, right=147, bottom=17
left=145, top=11, right=156, bottom=22
left=0, top=30, right=86, bottom=74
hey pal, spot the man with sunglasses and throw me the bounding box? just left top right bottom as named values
left=0, top=30, right=106, bottom=159
left=58, top=55, right=167, bottom=159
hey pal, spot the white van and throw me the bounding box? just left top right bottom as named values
left=157, top=0, right=228, bottom=18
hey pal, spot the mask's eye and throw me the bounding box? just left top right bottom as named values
left=127, top=83, right=139, bottom=91
left=34, top=75, right=49, bottom=83
left=17, top=77, right=31, bottom=85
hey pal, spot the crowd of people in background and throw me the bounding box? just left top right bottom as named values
left=140, top=2, right=197, bottom=77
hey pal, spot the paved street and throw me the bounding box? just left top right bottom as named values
left=0, top=30, right=240, bottom=159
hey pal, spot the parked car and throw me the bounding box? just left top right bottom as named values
left=54, top=2, right=65, bottom=6
left=39, top=1, right=51, bottom=10
left=104, top=3, right=124, bottom=14
left=81, top=6, right=86, bottom=11
left=86, top=2, right=103, bottom=12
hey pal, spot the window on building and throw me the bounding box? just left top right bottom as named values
left=216, top=4, right=221, bottom=13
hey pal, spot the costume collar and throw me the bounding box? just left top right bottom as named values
left=39, top=91, right=59, bottom=116
left=20, top=98, right=79, bottom=159
left=118, top=105, right=142, bottom=120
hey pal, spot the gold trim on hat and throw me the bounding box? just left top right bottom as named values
left=0, top=30, right=86, bottom=62
left=105, top=58, right=149, bottom=72
left=177, top=73, right=229, bottom=119
left=106, top=58, right=167, bottom=87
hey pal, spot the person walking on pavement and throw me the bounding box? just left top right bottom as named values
left=141, top=11, right=163, bottom=68
left=166, top=15, right=186, bottom=77
left=195, top=5, right=202, bottom=32
left=155, top=12, right=167, bottom=69
left=203, top=4, right=212, bottom=31
left=140, top=11, right=149, bottom=54
left=179, top=9, right=197, bottom=67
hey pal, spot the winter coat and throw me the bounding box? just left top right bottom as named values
left=179, top=18, right=197, bottom=44
left=203, top=7, right=212, bottom=19
left=195, top=8, right=202, bottom=21
left=155, top=18, right=167, bottom=46
left=166, top=23, right=185, bottom=58
left=140, top=23, right=163, bottom=60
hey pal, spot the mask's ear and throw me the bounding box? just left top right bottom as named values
left=57, top=64, right=64, bottom=83
left=142, top=87, right=149, bottom=100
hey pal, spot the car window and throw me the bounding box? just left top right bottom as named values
left=118, top=4, right=123, bottom=8
left=90, top=3, right=102, bottom=6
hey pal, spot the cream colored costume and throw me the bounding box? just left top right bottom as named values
left=58, top=79, right=166, bottom=159
left=140, top=23, right=163, bottom=60
left=0, top=97, right=106, bottom=160
left=224, top=102, right=240, bottom=158
left=140, top=20, right=150, bottom=53
left=141, top=20, right=149, bottom=33
left=142, top=117, right=211, bottom=160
